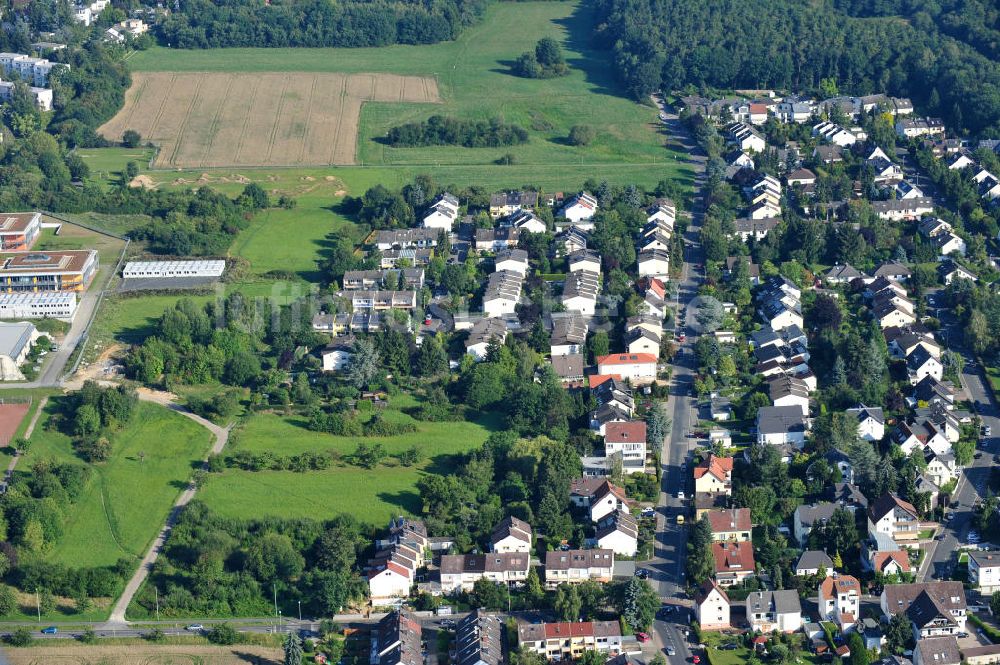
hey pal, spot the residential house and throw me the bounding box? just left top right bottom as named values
left=594, top=512, right=638, bottom=556
left=465, top=318, right=508, bottom=360
left=793, top=502, right=838, bottom=547
left=894, top=180, right=924, bottom=200
left=376, top=228, right=439, bottom=251
left=569, top=477, right=630, bottom=523
left=786, top=168, right=817, bottom=187
left=813, top=121, right=857, bottom=146
left=475, top=227, right=521, bottom=252
left=746, top=590, right=803, bottom=633
left=544, top=549, right=614, bottom=589
left=727, top=122, right=766, bottom=153
left=946, top=153, right=974, bottom=171
left=550, top=314, right=587, bottom=356
left=453, top=610, right=503, bottom=665
left=868, top=494, right=920, bottom=548
left=734, top=217, right=780, bottom=241
left=555, top=227, right=589, bottom=255
left=693, top=579, right=731, bottom=630
left=968, top=551, right=1000, bottom=594
left=934, top=233, right=966, bottom=258
left=871, top=198, right=934, bottom=221
left=712, top=541, right=755, bottom=586
left=439, top=553, right=530, bottom=593
left=422, top=193, right=460, bottom=230
left=489, top=191, right=539, bottom=219
left=846, top=405, right=886, bottom=441
left=603, top=421, right=648, bottom=474
left=939, top=260, right=977, bottom=285
left=506, top=210, right=547, bottom=235
left=768, top=375, right=811, bottom=415
left=483, top=270, right=524, bottom=317
left=896, top=117, right=946, bottom=138
left=907, top=346, right=943, bottom=385
left=914, top=637, right=961, bottom=665
left=321, top=336, right=355, bottom=372
left=637, top=249, right=670, bottom=279
left=795, top=551, right=834, bottom=577
left=872, top=551, right=912, bottom=577
left=826, top=264, right=864, bottom=284
left=756, top=405, right=810, bottom=447
left=705, top=508, right=752, bottom=542
left=818, top=575, right=861, bottom=630
left=561, top=270, right=600, bottom=316
left=550, top=353, right=584, bottom=383
left=694, top=455, right=734, bottom=496
left=516, top=621, right=622, bottom=661
left=595, top=353, right=658, bottom=385
left=371, top=609, right=422, bottom=665
left=923, top=450, right=958, bottom=488
left=490, top=516, right=532, bottom=553
left=560, top=192, right=599, bottom=226
left=624, top=327, right=660, bottom=356
left=567, top=249, right=601, bottom=273
left=881, top=581, right=967, bottom=638
left=495, top=249, right=529, bottom=275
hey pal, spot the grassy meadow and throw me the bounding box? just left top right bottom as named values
left=23, top=399, right=214, bottom=568
left=198, top=395, right=501, bottom=524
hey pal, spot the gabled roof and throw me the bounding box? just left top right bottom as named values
left=705, top=508, right=751, bottom=533
left=597, top=353, right=658, bottom=366
left=915, top=637, right=960, bottom=665
left=745, top=589, right=801, bottom=616
left=604, top=421, right=647, bottom=444
left=868, top=493, right=918, bottom=523
left=796, top=550, right=833, bottom=571
left=490, top=516, right=531, bottom=546
left=693, top=578, right=729, bottom=605
left=693, top=454, right=733, bottom=483
left=873, top=551, right=911, bottom=574
left=712, top=541, right=754, bottom=572
left=819, top=575, right=860, bottom=598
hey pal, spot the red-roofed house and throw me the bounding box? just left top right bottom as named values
left=517, top=620, right=623, bottom=660
left=749, top=103, right=769, bottom=125
left=603, top=421, right=647, bottom=474
left=818, top=575, right=861, bottom=630
left=705, top=508, right=752, bottom=542
left=588, top=374, right=622, bottom=389
left=596, top=354, right=658, bottom=385
left=712, top=541, right=756, bottom=586
left=694, top=455, right=734, bottom=495
left=873, top=551, right=911, bottom=576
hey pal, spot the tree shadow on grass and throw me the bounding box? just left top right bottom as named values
left=488, top=59, right=521, bottom=77
left=169, top=479, right=191, bottom=491
left=552, top=4, right=629, bottom=99
left=232, top=651, right=281, bottom=665
left=377, top=490, right=421, bottom=515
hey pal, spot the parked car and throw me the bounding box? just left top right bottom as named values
left=635, top=569, right=649, bottom=579
left=677, top=490, right=685, bottom=500
left=41, top=627, right=57, bottom=634
left=636, top=633, right=650, bottom=643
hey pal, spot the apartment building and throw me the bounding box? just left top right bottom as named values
left=439, top=552, right=530, bottom=594
left=0, top=250, right=98, bottom=293
left=0, top=53, right=67, bottom=86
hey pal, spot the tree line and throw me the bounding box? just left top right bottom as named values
left=158, top=0, right=489, bottom=49
left=386, top=115, right=529, bottom=148
left=592, top=0, right=1000, bottom=135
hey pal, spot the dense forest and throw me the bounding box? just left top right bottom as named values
left=158, top=0, right=489, bottom=48
left=592, top=0, right=1000, bottom=135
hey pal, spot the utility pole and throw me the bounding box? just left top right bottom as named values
left=35, top=588, right=39, bottom=622
left=298, top=600, right=302, bottom=622
left=273, top=583, right=278, bottom=633
left=155, top=587, right=159, bottom=622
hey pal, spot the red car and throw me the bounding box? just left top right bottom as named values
left=636, top=633, right=651, bottom=643
left=692, top=657, right=701, bottom=664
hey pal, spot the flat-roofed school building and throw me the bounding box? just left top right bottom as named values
left=0, top=291, right=76, bottom=320
left=122, top=259, right=226, bottom=279
left=0, top=250, right=98, bottom=293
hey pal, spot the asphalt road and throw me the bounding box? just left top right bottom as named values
left=642, top=96, right=707, bottom=664
left=919, top=298, right=1000, bottom=583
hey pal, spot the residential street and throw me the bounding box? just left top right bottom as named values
left=642, top=96, right=707, bottom=664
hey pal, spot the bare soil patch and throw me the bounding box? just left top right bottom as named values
left=5, top=643, right=282, bottom=665
left=99, top=71, right=439, bottom=168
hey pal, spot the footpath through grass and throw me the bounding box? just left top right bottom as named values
left=23, top=399, right=214, bottom=568
left=198, top=395, right=501, bottom=525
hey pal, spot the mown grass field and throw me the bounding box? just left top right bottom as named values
left=5, top=643, right=283, bottom=665
left=198, top=395, right=500, bottom=524
left=23, top=399, right=214, bottom=568
left=126, top=3, right=683, bottom=171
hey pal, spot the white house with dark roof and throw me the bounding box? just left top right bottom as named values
left=560, top=192, right=598, bottom=226
left=543, top=549, right=614, bottom=589
left=795, top=550, right=834, bottom=576
left=594, top=512, right=638, bottom=556
left=490, top=516, right=532, bottom=553
left=693, top=579, right=730, bottom=630
left=746, top=590, right=802, bottom=633
left=846, top=405, right=885, bottom=442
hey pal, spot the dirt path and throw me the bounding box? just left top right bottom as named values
left=3, top=395, right=49, bottom=482
left=105, top=391, right=232, bottom=626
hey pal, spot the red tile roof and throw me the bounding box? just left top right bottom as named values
left=604, top=421, right=647, bottom=443
left=706, top=508, right=752, bottom=534
left=873, top=551, right=912, bottom=573
left=820, top=575, right=861, bottom=598
left=588, top=374, right=622, bottom=389
left=712, top=541, right=755, bottom=573
left=597, top=353, right=658, bottom=366
left=693, top=454, right=733, bottom=482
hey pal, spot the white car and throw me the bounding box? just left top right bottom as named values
left=677, top=490, right=685, bottom=500
left=185, top=624, right=204, bottom=632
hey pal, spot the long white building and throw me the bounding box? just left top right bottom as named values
left=123, top=260, right=226, bottom=279
left=0, top=53, right=67, bottom=87
left=0, top=292, right=76, bottom=320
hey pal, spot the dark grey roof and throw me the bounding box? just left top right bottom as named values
left=796, top=502, right=838, bottom=528
left=745, top=589, right=801, bottom=616
left=796, top=550, right=833, bottom=571
left=454, top=610, right=503, bottom=665
left=756, top=405, right=808, bottom=434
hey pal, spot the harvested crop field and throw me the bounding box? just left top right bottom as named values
left=5, top=643, right=282, bottom=664
left=99, top=72, right=439, bottom=168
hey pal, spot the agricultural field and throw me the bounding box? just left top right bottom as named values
left=99, top=72, right=440, bottom=168
left=120, top=2, right=685, bottom=174
left=5, top=644, right=282, bottom=665
left=23, top=399, right=214, bottom=568
left=198, top=395, right=501, bottom=524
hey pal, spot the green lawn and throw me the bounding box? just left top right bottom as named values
left=198, top=395, right=501, bottom=524
left=126, top=3, right=683, bottom=170
left=75, top=146, right=156, bottom=189
left=22, top=399, right=214, bottom=568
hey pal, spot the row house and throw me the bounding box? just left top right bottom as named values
left=350, top=290, right=417, bottom=311
left=637, top=248, right=670, bottom=279
left=343, top=268, right=424, bottom=291
left=375, top=228, right=439, bottom=251
left=495, top=248, right=529, bottom=275
left=561, top=270, right=600, bottom=316
left=543, top=549, right=614, bottom=589
left=453, top=611, right=503, bottom=665
left=371, top=609, right=423, bottom=665
left=439, top=552, right=530, bottom=594
left=559, top=192, right=599, bottom=228
left=422, top=193, right=460, bottom=230
left=726, top=122, right=766, bottom=153
left=871, top=197, right=934, bottom=221
left=516, top=621, right=622, bottom=661
left=733, top=216, right=780, bottom=241
left=475, top=227, right=520, bottom=252
left=368, top=517, right=429, bottom=604
left=813, top=121, right=858, bottom=146
left=896, top=117, right=945, bottom=138
left=482, top=269, right=524, bottom=318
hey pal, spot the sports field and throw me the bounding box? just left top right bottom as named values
left=99, top=72, right=439, bottom=168
left=198, top=396, right=501, bottom=524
